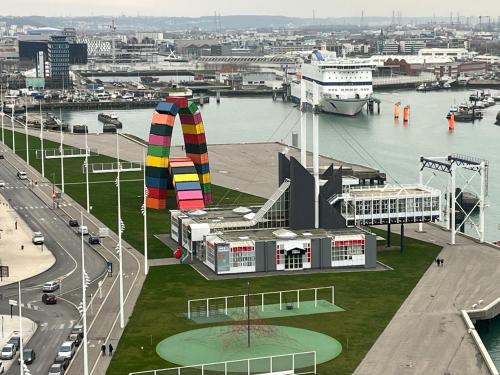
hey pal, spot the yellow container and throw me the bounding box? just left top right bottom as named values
left=200, top=173, right=211, bottom=184
left=146, top=155, right=169, bottom=168
left=173, top=173, right=199, bottom=184
left=181, top=122, right=205, bottom=135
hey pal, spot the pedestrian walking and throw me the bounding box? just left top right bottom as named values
left=435, top=258, right=439, bottom=266
left=441, top=259, right=444, bottom=267
left=101, top=344, right=106, bottom=356
left=109, top=343, right=113, bottom=356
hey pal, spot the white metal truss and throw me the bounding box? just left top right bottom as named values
left=420, top=154, right=489, bottom=244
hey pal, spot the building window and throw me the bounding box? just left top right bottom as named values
left=230, top=245, right=255, bottom=268
left=331, top=238, right=365, bottom=262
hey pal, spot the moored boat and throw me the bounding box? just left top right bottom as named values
left=98, top=112, right=122, bottom=128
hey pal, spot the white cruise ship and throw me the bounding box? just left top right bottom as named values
left=291, top=51, right=375, bottom=116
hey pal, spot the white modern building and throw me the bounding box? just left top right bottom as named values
left=418, top=48, right=472, bottom=61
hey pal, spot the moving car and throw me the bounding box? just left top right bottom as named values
left=0, top=153, right=4, bottom=159
left=57, top=341, right=75, bottom=359
left=18, top=348, right=36, bottom=364
left=32, top=232, right=44, bottom=245
left=88, top=235, right=100, bottom=245
left=42, top=281, right=60, bottom=293
left=0, top=181, right=5, bottom=188
left=79, top=225, right=89, bottom=236
left=17, top=171, right=27, bottom=180
left=0, top=344, right=16, bottom=360
left=48, top=363, right=64, bottom=375
left=71, top=324, right=83, bottom=336
left=68, top=219, right=79, bottom=227
left=42, top=293, right=57, bottom=305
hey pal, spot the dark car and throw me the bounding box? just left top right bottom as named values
left=68, top=219, right=79, bottom=227
left=0, top=154, right=4, bottom=159
left=42, top=293, right=57, bottom=305
left=88, top=236, right=100, bottom=245
left=7, top=336, right=20, bottom=351
left=68, top=333, right=81, bottom=347
left=71, top=324, right=84, bottom=336
left=53, top=356, right=70, bottom=370
left=18, top=348, right=36, bottom=364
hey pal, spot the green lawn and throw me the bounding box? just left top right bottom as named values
left=1, top=129, right=264, bottom=258
left=107, top=232, right=441, bottom=375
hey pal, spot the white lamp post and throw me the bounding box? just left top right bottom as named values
left=24, top=106, right=29, bottom=165
left=79, top=212, right=89, bottom=375
left=18, top=281, right=24, bottom=375
left=115, top=133, right=124, bottom=329
left=84, top=129, right=90, bottom=212
left=11, top=105, right=15, bottom=153
left=142, top=151, right=148, bottom=275
left=39, top=100, right=45, bottom=177
left=59, top=113, right=65, bottom=193
left=1, top=105, right=4, bottom=145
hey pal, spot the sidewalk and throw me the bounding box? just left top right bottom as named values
left=354, top=223, right=500, bottom=375
left=0, top=195, right=55, bottom=286
left=0, top=314, right=37, bottom=373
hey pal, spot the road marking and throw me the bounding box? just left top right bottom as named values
left=59, top=323, right=65, bottom=329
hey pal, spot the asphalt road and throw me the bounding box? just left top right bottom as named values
left=0, top=144, right=107, bottom=375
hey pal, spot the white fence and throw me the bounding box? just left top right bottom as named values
left=82, top=161, right=143, bottom=174
left=129, top=351, right=317, bottom=375
left=188, top=286, right=334, bottom=320
left=36, top=148, right=98, bottom=159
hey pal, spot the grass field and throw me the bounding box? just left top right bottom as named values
left=1, top=128, right=264, bottom=258
left=107, top=230, right=441, bottom=375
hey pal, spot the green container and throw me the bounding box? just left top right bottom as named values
left=178, top=101, right=199, bottom=115
left=148, top=145, right=170, bottom=157
left=201, top=184, right=212, bottom=193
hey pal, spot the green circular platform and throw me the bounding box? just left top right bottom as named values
left=156, top=325, right=342, bottom=371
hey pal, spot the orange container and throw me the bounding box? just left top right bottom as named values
left=187, top=152, right=209, bottom=165
left=146, top=197, right=167, bottom=210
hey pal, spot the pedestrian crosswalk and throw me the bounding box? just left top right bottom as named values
left=20, top=302, right=43, bottom=311
left=12, top=202, right=73, bottom=210
left=39, top=320, right=76, bottom=332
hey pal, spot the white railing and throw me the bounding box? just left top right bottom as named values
left=82, top=161, right=143, bottom=174
left=36, top=147, right=98, bottom=159
left=187, top=286, right=334, bottom=320
left=129, top=351, right=317, bottom=375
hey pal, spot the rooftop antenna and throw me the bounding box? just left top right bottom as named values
left=110, top=18, right=116, bottom=67
left=391, top=10, right=395, bottom=26
left=361, top=11, right=364, bottom=28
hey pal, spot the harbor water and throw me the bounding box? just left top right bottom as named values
left=60, top=88, right=500, bottom=242
left=59, top=88, right=500, bottom=367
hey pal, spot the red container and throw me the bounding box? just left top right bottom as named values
left=179, top=112, right=202, bottom=125
left=178, top=199, right=205, bottom=210
left=186, top=152, right=209, bottom=165
left=148, top=187, right=167, bottom=199
left=166, top=96, right=188, bottom=108
left=183, top=133, right=206, bottom=145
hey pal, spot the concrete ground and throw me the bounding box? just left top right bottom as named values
left=354, top=223, right=500, bottom=375
left=0, top=315, right=37, bottom=373
left=0, top=195, right=55, bottom=287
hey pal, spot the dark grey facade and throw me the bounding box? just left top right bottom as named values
left=48, top=35, right=70, bottom=89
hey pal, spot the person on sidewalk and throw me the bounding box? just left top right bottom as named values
left=441, top=259, right=444, bottom=267
left=101, top=344, right=106, bottom=356
left=108, top=343, right=113, bottom=356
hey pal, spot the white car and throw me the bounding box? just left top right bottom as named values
left=42, top=281, right=59, bottom=293
left=79, top=225, right=89, bottom=236
left=57, top=341, right=75, bottom=359
left=17, top=171, right=27, bottom=180
left=0, top=181, right=5, bottom=188
left=32, top=232, right=44, bottom=245
left=1, top=344, right=16, bottom=360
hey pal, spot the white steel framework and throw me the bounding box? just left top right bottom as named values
left=36, top=147, right=98, bottom=159
left=420, top=154, right=489, bottom=244
left=82, top=161, right=143, bottom=174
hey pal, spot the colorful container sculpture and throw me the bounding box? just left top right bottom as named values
left=145, top=97, right=212, bottom=210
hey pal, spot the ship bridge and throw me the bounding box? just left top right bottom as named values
left=335, top=184, right=441, bottom=226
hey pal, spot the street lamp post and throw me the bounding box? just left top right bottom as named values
left=24, top=105, right=29, bottom=165
left=142, top=151, right=148, bottom=275
left=116, top=133, right=124, bottom=329
left=11, top=105, right=15, bottom=153
left=84, top=129, right=90, bottom=212
left=39, top=100, right=45, bottom=177
left=80, top=211, right=89, bottom=375
left=18, top=281, right=24, bottom=375
left=59, top=111, right=65, bottom=193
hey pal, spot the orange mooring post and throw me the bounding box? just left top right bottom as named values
left=393, top=103, right=400, bottom=119
left=403, top=105, right=410, bottom=122
left=448, top=113, right=455, bottom=130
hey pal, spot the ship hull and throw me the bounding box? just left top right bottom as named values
left=320, top=97, right=368, bottom=116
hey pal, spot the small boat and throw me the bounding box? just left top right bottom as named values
left=447, top=103, right=483, bottom=122
left=487, top=97, right=496, bottom=106
left=98, top=112, right=122, bottom=128
left=442, top=82, right=452, bottom=89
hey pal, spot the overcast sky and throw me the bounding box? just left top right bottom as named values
left=3, top=0, right=499, bottom=18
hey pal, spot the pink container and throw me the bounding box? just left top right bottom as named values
left=149, top=134, right=171, bottom=147
left=177, top=190, right=203, bottom=201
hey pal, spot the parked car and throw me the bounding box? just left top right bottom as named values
left=57, top=341, right=75, bottom=359
left=17, top=171, right=27, bottom=180
left=0, top=181, right=5, bottom=188
left=68, top=333, right=81, bottom=347
left=53, top=355, right=70, bottom=370
left=42, top=281, right=59, bottom=293
left=0, top=344, right=16, bottom=360
left=0, top=153, right=4, bottom=159
left=18, top=348, right=36, bottom=364
left=71, top=324, right=83, bottom=336
left=88, top=235, right=100, bottom=245
left=0, top=361, right=4, bottom=373
left=79, top=225, right=89, bottom=236
left=68, top=219, right=79, bottom=227
left=32, top=232, right=44, bottom=245
left=48, top=363, right=64, bottom=375
left=8, top=336, right=20, bottom=351
left=42, top=293, right=57, bottom=305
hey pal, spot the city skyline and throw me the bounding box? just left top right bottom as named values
left=2, top=0, right=499, bottom=18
